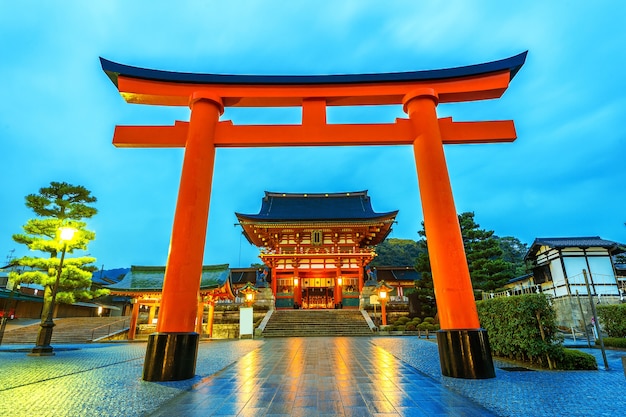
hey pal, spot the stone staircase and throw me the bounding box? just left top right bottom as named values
left=0, top=316, right=130, bottom=344
left=261, top=309, right=372, bottom=337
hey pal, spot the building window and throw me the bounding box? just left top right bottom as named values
left=311, top=230, right=323, bottom=246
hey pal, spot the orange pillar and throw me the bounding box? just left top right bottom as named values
left=143, top=92, right=223, bottom=382
left=335, top=269, right=342, bottom=307
left=147, top=305, right=156, bottom=325
left=128, top=300, right=140, bottom=341
left=404, top=88, right=478, bottom=330
left=358, top=264, right=364, bottom=292
left=403, top=88, right=494, bottom=379
left=294, top=276, right=301, bottom=308
left=381, top=299, right=387, bottom=326
left=196, top=300, right=204, bottom=335
left=271, top=267, right=277, bottom=301
left=207, top=302, right=215, bottom=338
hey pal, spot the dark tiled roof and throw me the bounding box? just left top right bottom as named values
left=108, top=264, right=230, bottom=293
left=230, top=268, right=258, bottom=284
left=374, top=267, right=421, bottom=282
left=236, top=191, right=397, bottom=222
left=507, top=273, right=533, bottom=284
left=526, top=236, right=625, bottom=259
left=101, top=52, right=527, bottom=87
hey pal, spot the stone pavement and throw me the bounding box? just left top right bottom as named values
left=0, top=337, right=624, bottom=417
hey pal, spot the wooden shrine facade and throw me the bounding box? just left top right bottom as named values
left=237, top=191, right=397, bottom=309
left=107, top=264, right=234, bottom=339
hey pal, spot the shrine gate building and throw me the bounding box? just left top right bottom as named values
left=236, top=191, right=397, bottom=309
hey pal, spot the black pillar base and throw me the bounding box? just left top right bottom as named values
left=28, top=346, right=55, bottom=356
left=142, top=332, right=199, bottom=382
left=436, top=329, right=495, bottom=379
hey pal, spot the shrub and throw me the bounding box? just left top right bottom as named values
left=597, top=304, right=626, bottom=337
left=410, top=318, right=422, bottom=325
left=405, top=323, right=417, bottom=331
left=598, top=337, right=626, bottom=349
left=417, top=322, right=431, bottom=331
left=552, top=348, right=597, bottom=370
left=395, top=325, right=406, bottom=332
left=396, top=316, right=410, bottom=325
left=477, top=294, right=561, bottom=368
left=423, top=317, right=435, bottom=324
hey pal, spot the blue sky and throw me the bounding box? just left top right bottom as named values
left=1, top=1, right=625, bottom=270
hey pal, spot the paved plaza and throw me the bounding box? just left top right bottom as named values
left=0, top=337, right=624, bottom=416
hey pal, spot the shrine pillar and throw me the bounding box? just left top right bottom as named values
left=335, top=268, right=342, bottom=307
left=195, top=300, right=205, bottom=335
left=143, top=92, right=223, bottom=382
left=358, top=264, right=364, bottom=292
left=147, top=305, right=157, bottom=325
left=128, top=299, right=140, bottom=341
left=207, top=302, right=215, bottom=338
left=403, top=88, right=495, bottom=379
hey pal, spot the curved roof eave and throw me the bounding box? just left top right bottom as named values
left=235, top=210, right=399, bottom=223
left=100, top=51, right=528, bottom=87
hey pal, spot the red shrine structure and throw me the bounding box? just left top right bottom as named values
left=101, top=51, right=526, bottom=382
left=236, top=191, right=397, bottom=309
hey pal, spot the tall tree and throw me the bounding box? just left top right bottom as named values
left=496, top=236, right=530, bottom=277
left=372, top=238, right=424, bottom=267
left=459, top=212, right=515, bottom=290
left=416, top=212, right=519, bottom=293
left=9, top=182, right=106, bottom=319
left=409, top=237, right=437, bottom=318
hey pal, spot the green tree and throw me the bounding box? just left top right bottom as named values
left=371, top=238, right=424, bottom=267
left=409, top=237, right=437, bottom=318
left=459, top=212, right=516, bottom=291
left=9, top=182, right=107, bottom=320
left=416, top=212, right=518, bottom=293
left=496, top=235, right=529, bottom=277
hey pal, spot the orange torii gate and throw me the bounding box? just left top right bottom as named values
left=101, top=51, right=527, bottom=381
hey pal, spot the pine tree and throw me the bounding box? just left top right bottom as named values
left=459, top=212, right=515, bottom=290
left=9, top=182, right=107, bottom=319
left=415, top=212, right=518, bottom=294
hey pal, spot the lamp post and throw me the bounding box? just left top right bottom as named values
left=29, top=226, right=76, bottom=356
left=375, top=280, right=393, bottom=327
left=239, top=282, right=258, bottom=339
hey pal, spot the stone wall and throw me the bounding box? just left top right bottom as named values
left=551, top=295, right=622, bottom=330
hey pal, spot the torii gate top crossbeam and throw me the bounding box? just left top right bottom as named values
left=101, top=52, right=527, bottom=148
left=100, top=52, right=527, bottom=108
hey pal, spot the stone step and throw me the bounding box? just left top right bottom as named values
left=1, top=316, right=129, bottom=344
left=261, top=309, right=372, bottom=337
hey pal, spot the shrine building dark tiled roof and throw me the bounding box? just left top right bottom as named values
left=375, top=266, right=421, bottom=282
left=526, top=236, right=625, bottom=260
left=236, top=191, right=398, bottom=222
left=108, top=264, right=230, bottom=293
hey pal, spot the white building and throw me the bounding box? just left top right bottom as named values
left=525, top=237, right=624, bottom=298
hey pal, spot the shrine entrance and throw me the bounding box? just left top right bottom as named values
left=302, top=287, right=334, bottom=309
left=101, top=51, right=526, bottom=382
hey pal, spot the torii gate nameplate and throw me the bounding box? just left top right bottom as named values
left=102, top=51, right=527, bottom=381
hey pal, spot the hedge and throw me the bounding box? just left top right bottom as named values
left=598, top=337, right=626, bottom=349
left=552, top=348, right=597, bottom=370
left=596, top=304, right=626, bottom=337
left=476, top=293, right=600, bottom=369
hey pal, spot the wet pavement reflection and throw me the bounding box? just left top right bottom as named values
left=150, top=337, right=494, bottom=416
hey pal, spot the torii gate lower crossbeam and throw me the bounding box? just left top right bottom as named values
left=101, top=52, right=527, bottom=381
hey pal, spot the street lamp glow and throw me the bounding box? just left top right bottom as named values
left=59, top=227, right=76, bottom=241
